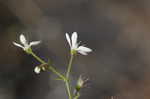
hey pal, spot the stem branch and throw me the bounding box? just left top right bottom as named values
left=30, top=51, right=66, bottom=80
left=65, top=55, right=74, bottom=99
left=66, top=55, right=74, bottom=78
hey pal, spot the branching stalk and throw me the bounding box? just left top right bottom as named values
left=30, top=50, right=66, bottom=81
left=66, top=55, right=74, bottom=78
left=65, top=54, right=74, bottom=99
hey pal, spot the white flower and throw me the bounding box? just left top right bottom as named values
left=13, top=34, right=41, bottom=51
left=34, top=66, right=41, bottom=74
left=65, top=32, right=92, bottom=55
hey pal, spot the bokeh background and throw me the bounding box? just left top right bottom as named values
left=0, top=0, right=150, bottom=99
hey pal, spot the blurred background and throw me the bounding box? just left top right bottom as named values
left=0, top=0, right=150, bottom=99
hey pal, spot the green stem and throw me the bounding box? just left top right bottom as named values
left=30, top=50, right=46, bottom=64
left=29, top=49, right=75, bottom=99
left=66, top=55, right=74, bottom=78
left=47, top=66, right=66, bottom=81
left=65, top=54, right=74, bottom=99
left=74, top=92, right=80, bottom=99
left=30, top=51, right=66, bottom=80
left=65, top=81, right=72, bottom=99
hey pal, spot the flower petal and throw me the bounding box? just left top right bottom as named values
left=65, top=33, right=71, bottom=47
left=77, top=46, right=92, bottom=52
left=20, top=34, right=27, bottom=45
left=13, top=42, right=24, bottom=49
left=71, top=32, right=78, bottom=49
left=78, top=50, right=88, bottom=55
left=30, top=41, right=41, bottom=46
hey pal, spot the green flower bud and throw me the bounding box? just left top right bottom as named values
left=75, top=75, right=88, bottom=92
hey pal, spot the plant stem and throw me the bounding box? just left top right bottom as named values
left=65, top=55, right=74, bottom=99
left=30, top=51, right=46, bottom=64
left=66, top=55, right=74, bottom=78
left=30, top=51, right=66, bottom=80
left=65, top=80, right=72, bottom=99
left=30, top=50, right=74, bottom=99
left=74, top=92, right=80, bottom=99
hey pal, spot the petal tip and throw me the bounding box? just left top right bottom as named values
left=20, top=34, right=27, bottom=45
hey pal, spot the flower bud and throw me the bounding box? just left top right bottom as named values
left=75, top=75, right=88, bottom=92
left=34, top=66, right=41, bottom=74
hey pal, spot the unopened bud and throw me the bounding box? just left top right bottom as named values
left=34, top=66, right=41, bottom=74
left=75, top=75, right=88, bottom=92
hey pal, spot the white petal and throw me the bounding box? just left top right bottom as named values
left=65, top=33, right=71, bottom=47
left=71, top=32, right=78, bottom=49
left=30, top=41, right=41, bottom=46
left=78, top=50, right=88, bottom=55
left=77, top=46, right=92, bottom=52
left=20, top=34, right=27, bottom=45
left=34, top=66, right=41, bottom=74
left=13, top=42, right=24, bottom=49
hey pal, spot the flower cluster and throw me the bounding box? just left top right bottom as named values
left=13, top=32, right=92, bottom=56
left=13, top=32, right=92, bottom=99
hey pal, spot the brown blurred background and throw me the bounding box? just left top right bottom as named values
left=0, top=0, right=150, bottom=99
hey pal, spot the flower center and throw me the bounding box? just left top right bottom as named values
left=71, top=49, right=77, bottom=55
